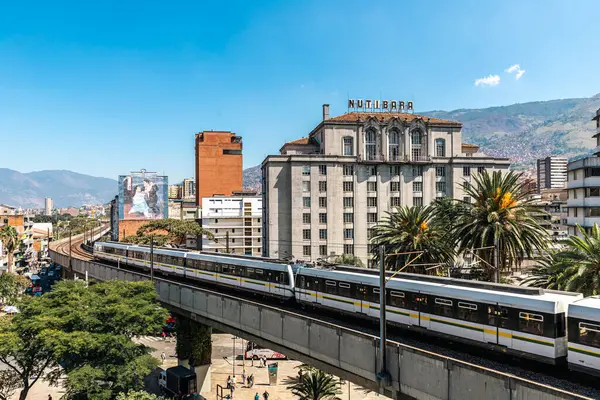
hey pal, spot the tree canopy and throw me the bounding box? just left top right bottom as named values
left=0, top=273, right=29, bottom=306
left=115, top=390, right=164, bottom=400
left=123, top=218, right=213, bottom=247
left=0, top=226, right=19, bottom=273
left=0, top=280, right=169, bottom=400
left=289, top=368, right=342, bottom=400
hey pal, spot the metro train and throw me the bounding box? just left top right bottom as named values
left=93, top=241, right=600, bottom=375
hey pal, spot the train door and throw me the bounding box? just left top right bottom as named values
left=298, top=276, right=308, bottom=302
left=267, top=271, right=273, bottom=295
left=409, top=292, right=428, bottom=328
left=486, top=304, right=512, bottom=347
left=357, top=285, right=368, bottom=314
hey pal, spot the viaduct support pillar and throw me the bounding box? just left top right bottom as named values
left=175, top=315, right=212, bottom=394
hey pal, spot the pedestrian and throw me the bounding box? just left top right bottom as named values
left=230, top=384, right=235, bottom=399
left=241, top=371, right=246, bottom=387
left=161, top=331, right=166, bottom=341
left=262, top=356, right=267, bottom=367
left=231, top=375, right=237, bottom=388
left=48, top=396, right=53, bottom=400
left=226, top=375, right=232, bottom=390
left=254, top=393, right=260, bottom=400
left=263, top=390, right=269, bottom=400
left=161, top=351, right=166, bottom=364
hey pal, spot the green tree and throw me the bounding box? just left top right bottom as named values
left=533, top=224, right=600, bottom=296
left=331, top=254, right=364, bottom=268
left=289, top=369, right=342, bottom=400
left=0, top=273, right=29, bottom=306
left=453, top=170, right=550, bottom=281
left=370, top=205, right=454, bottom=272
left=0, top=226, right=19, bottom=273
left=128, top=218, right=213, bottom=247
left=116, top=390, right=164, bottom=400
left=0, top=370, right=20, bottom=400
left=0, top=280, right=169, bottom=400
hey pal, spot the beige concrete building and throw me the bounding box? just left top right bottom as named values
left=262, top=104, right=510, bottom=266
left=201, top=193, right=262, bottom=256
left=567, top=108, right=600, bottom=236
left=44, top=197, right=53, bottom=216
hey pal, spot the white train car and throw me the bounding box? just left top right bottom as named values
left=295, top=268, right=582, bottom=364
left=568, top=296, right=600, bottom=376
left=93, top=242, right=130, bottom=264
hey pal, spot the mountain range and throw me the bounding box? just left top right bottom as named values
left=0, top=169, right=117, bottom=208
left=3, top=94, right=599, bottom=207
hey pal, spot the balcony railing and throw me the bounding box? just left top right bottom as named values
left=409, top=156, right=432, bottom=163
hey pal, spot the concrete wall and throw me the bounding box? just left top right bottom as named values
left=49, top=251, right=590, bottom=400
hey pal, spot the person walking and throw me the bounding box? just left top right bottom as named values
left=161, top=351, right=166, bottom=364
left=226, top=375, right=232, bottom=390
left=254, top=393, right=260, bottom=400
left=231, top=375, right=237, bottom=388
left=262, top=390, right=269, bottom=400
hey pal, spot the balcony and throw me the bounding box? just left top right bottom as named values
left=388, top=154, right=406, bottom=163
left=360, top=154, right=386, bottom=163
left=568, top=176, right=600, bottom=189
left=409, top=156, right=432, bottom=163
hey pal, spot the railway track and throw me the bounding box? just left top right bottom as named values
left=54, top=240, right=600, bottom=399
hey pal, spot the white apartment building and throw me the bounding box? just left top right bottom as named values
left=566, top=108, right=600, bottom=236
left=201, top=194, right=262, bottom=256
left=537, top=156, right=568, bottom=190
left=262, top=104, right=510, bottom=266
left=182, top=178, right=196, bottom=200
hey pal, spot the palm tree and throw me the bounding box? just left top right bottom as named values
left=453, top=170, right=550, bottom=281
left=0, top=226, right=19, bottom=273
left=331, top=254, right=364, bottom=268
left=290, top=369, right=342, bottom=400
left=370, top=205, right=454, bottom=272
left=519, top=257, right=565, bottom=290
left=541, top=224, right=600, bottom=296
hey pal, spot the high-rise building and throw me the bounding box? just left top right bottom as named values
left=195, top=131, right=243, bottom=205
left=168, top=184, right=182, bottom=199
left=182, top=178, right=196, bottom=199
left=201, top=192, right=262, bottom=256
left=44, top=197, right=53, bottom=216
left=262, top=104, right=511, bottom=266
left=537, top=156, right=568, bottom=190
left=567, top=108, right=600, bottom=236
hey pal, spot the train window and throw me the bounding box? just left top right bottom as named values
left=458, top=302, right=478, bottom=323
left=338, top=282, right=351, bottom=297
left=247, top=268, right=254, bottom=275
left=325, top=280, right=337, bottom=295
left=518, top=312, right=544, bottom=336
left=389, top=291, right=405, bottom=308
left=434, top=298, right=453, bottom=318
left=488, top=306, right=510, bottom=328
left=410, top=293, right=427, bottom=311
left=256, top=269, right=263, bottom=275
left=579, top=322, right=600, bottom=348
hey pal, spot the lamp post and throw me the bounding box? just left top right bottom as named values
left=150, top=234, right=154, bottom=281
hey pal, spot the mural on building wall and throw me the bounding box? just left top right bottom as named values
left=118, top=170, right=168, bottom=220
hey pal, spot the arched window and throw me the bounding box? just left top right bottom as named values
left=435, top=138, right=446, bottom=157
left=365, top=129, right=377, bottom=160
left=389, top=130, right=400, bottom=161
left=411, top=129, right=423, bottom=161
left=342, top=136, right=353, bottom=156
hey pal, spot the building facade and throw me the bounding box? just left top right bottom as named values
left=201, top=193, right=262, bottom=256
left=528, top=189, right=568, bottom=249
left=44, top=197, right=53, bottom=216
left=195, top=131, right=243, bottom=205
left=262, top=104, right=511, bottom=266
left=182, top=178, right=196, bottom=200
left=537, top=156, right=567, bottom=190
left=168, top=185, right=182, bottom=199
left=566, top=108, right=600, bottom=236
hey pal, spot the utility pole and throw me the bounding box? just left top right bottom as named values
left=69, top=227, right=72, bottom=271
left=226, top=231, right=230, bottom=253
left=377, top=245, right=390, bottom=386
left=150, top=234, right=154, bottom=281
left=494, top=236, right=500, bottom=283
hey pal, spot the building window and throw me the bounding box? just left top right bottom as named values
left=390, top=165, right=400, bottom=175
left=477, top=166, right=486, bottom=175
left=302, top=181, right=310, bottom=192
left=319, top=181, right=327, bottom=192
left=319, top=213, right=327, bottom=224
left=413, top=197, right=423, bottom=206
left=463, top=196, right=471, bottom=204
left=343, top=197, right=354, bottom=208
left=436, top=181, right=446, bottom=194
left=574, top=208, right=578, bottom=217
left=587, top=188, right=600, bottom=197
left=588, top=208, right=600, bottom=217
left=435, top=139, right=445, bottom=157
left=302, top=166, right=311, bottom=176
left=303, top=229, right=311, bottom=240
left=573, top=190, right=577, bottom=199
left=343, top=165, right=354, bottom=176
left=389, top=129, right=400, bottom=161
left=343, top=182, right=354, bottom=192
left=367, top=182, right=377, bottom=192
left=367, top=213, right=378, bottom=223
left=343, top=244, right=354, bottom=255
left=343, top=137, right=354, bottom=156
left=391, top=197, right=401, bottom=207
left=413, top=181, right=423, bottom=192
left=411, top=129, right=423, bottom=160
left=390, top=182, right=400, bottom=192
left=303, top=197, right=311, bottom=208
left=412, top=165, right=423, bottom=177
left=436, top=166, right=446, bottom=177
left=367, top=197, right=377, bottom=207
left=368, top=166, right=376, bottom=176
left=319, top=245, right=327, bottom=256
left=318, top=165, right=327, bottom=175
left=319, top=197, right=327, bottom=208
left=303, top=213, right=311, bottom=224
left=463, top=167, right=471, bottom=177
left=365, top=128, right=377, bottom=160
left=344, top=228, right=354, bottom=239
left=303, top=246, right=311, bottom=256
left=343, top=213, right=353, bottom=223
left=319, top=229, right=327, bottom=240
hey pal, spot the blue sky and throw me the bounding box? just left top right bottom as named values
left=0, top=0, right=598, bottom=182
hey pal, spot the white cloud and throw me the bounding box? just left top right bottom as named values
left=505, top=64, right=525, bottom=80
left=474, top=74, right=501, bottom=87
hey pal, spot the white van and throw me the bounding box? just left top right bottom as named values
left=244, top=342, right=287, bottom=360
